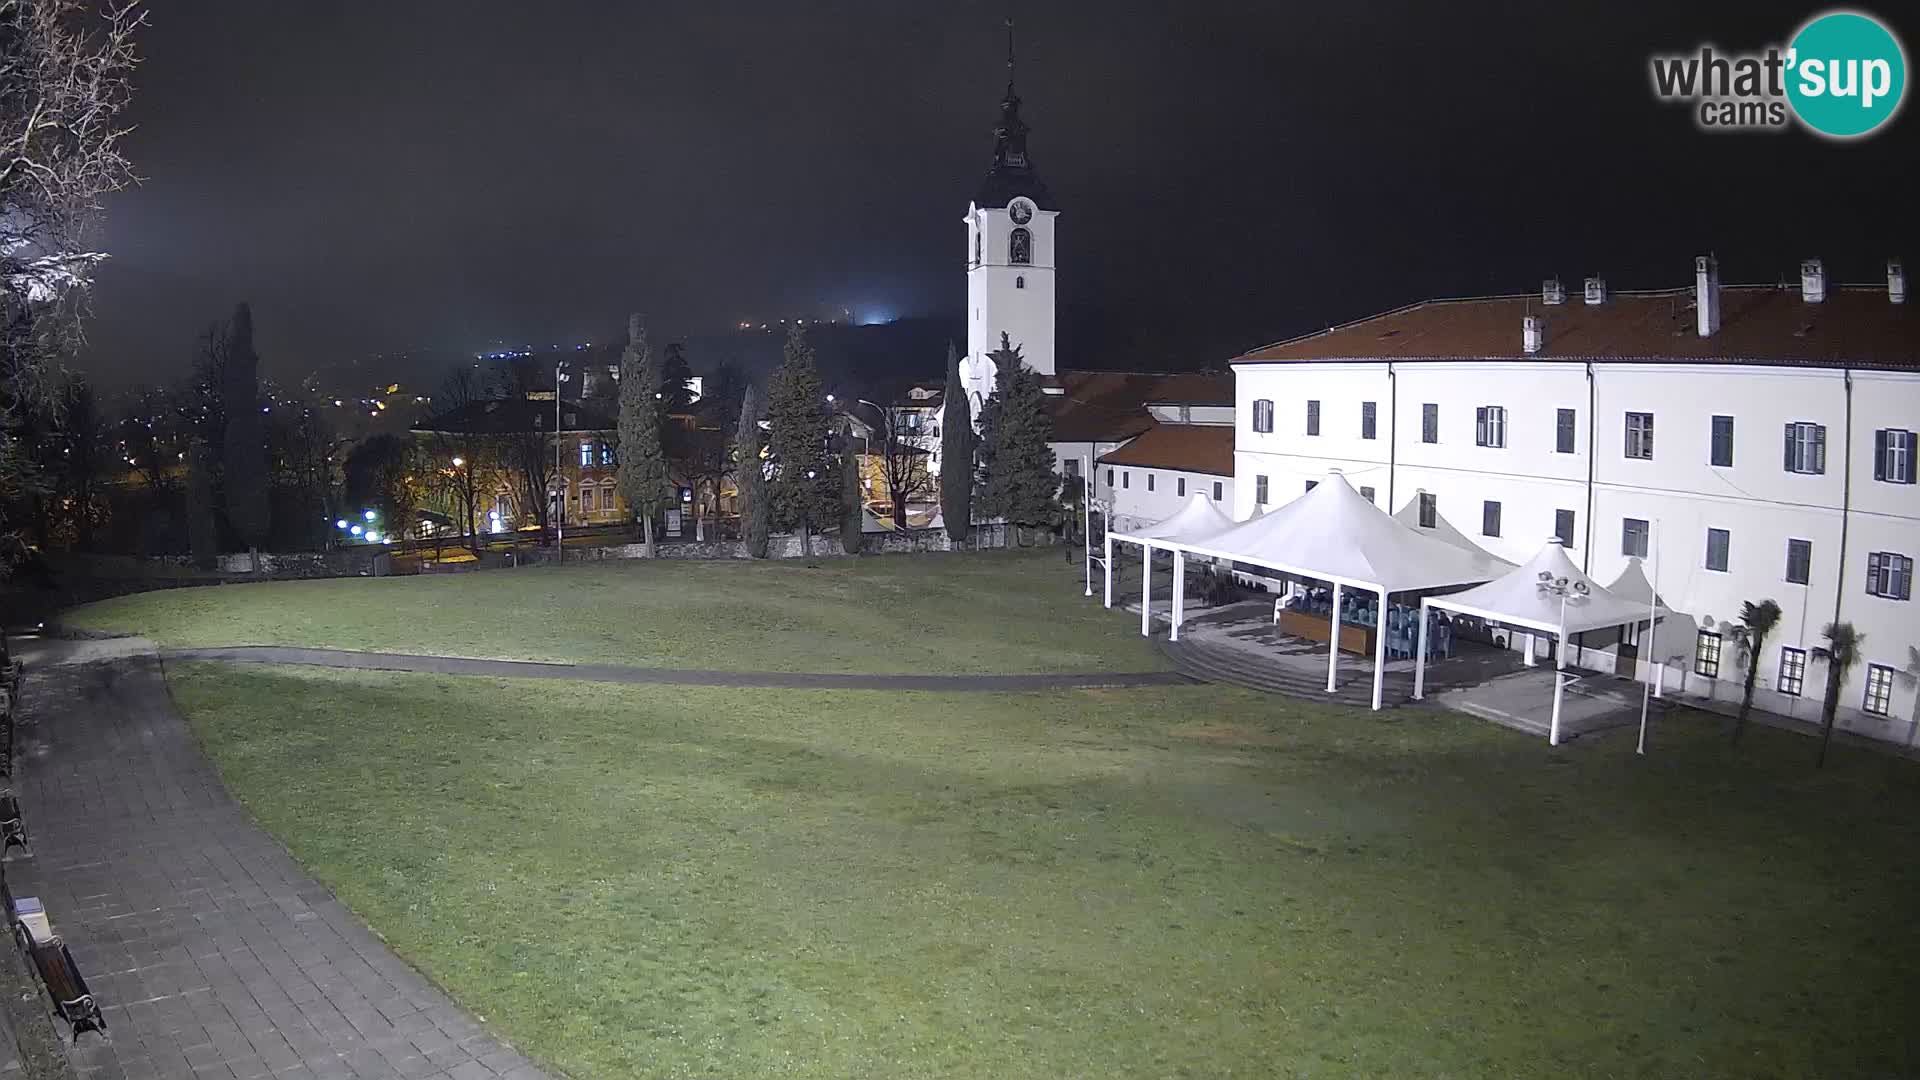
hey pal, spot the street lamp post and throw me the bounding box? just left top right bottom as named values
left=555, top=361, right=569, bottom=560
left=1536, top=571, right=1590, bottom=746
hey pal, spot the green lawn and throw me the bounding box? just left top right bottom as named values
left=64, top=550, right=1162, bottom=674
left=173, top=663, right=1920, bottom=1080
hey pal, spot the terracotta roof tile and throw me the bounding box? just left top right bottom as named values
left=1045, top=371, right=1235, bottom=442
left=1237, top=285, right=1918, bottom=369
left=1095, top=423, right=1235, bottom=476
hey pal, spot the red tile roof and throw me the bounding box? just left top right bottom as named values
left=1045, top=371, right=1235, bottom=443
left=1237, top=285, right=1918, bottom=369
left=1095, top=422, right=1235, bottom=476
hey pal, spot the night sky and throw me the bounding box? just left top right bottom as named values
left=77, top=1, right=1919, bottom=389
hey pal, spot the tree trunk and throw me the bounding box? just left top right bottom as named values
left=1817, top=673, right=1843, bottom=768
left=892, top=493, right=907, bottom=530
left=1734, top=662, right=1759, bottom=745
left=642, top=513, right=656, bottom=559
left=249, top=545, right=261, bottom=574
left=798, top=520, right=810, bottom=560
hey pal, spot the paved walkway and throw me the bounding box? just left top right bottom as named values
left=7, top=639, right=553, bottom=1080
left=160, top=645, right=1191, bottom=691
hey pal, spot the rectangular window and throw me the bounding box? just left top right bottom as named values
left=1147, top=473, right=1155, bottom=492
left=1482, top=500, right=1502, bottom=537
left=579, top=440, right=594, bottom=467
left=1784, top=421, right=1826, bottom=474
left=1176, top=477, right=1186, bottom=497
left=1359, top=485, right=1376, bottom=504
left=1422, top=403, right=1439, bottom=444
left=1305, top=480, right=1318, bottom=493
left=1122, top=472, right=1129, bottom=489
left=1361, top=401, right=1377, bottom=440
left=1625, top=412, right=1654, bottom=460
left=1620, top=621, right=1642, bottom=648
left=1105, top=468, right=1113, bottom=487
left=1305, top=400, right=1321, bottom=436
left=1063, top=458, right=1080, bottom=479
left=1417, top=492, right=1437, bottom=529
left=1866, top=551, right=1913, bottom=600
left=1785, top=539, right=1812, bottom=585
left=1865, top=664, right=1895, bottom=717
left=1211, top=481, right=1223, bottom=501
left=1778, top=647, right=1807, bottom=697
left=600, top=443, right=616, bottom=466
left=1710, top=415, right=1734, bottom=467
left=1255, top=475, right=1269, bottom=505
left=1555, top=509, right=1576, bottom=547
left=1694, top=630, right=1722, bottom=679
left=1705, top=527, right=1730, bottom=572
left=1252, top=399, right=1274, bottom=433
left=1876, top=428, right=1916, bottom=484
left=581, top=486, right=596, bottom=512
left=1556, top=408, right=1576, bottom=454
left=1622, top=517, right=1649, bottom=558
left=1475, top=405, right=1507, bottom=448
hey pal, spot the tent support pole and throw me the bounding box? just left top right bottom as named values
left=1549, top=609, right=1568, bottom=746
left=1371, top=586, right=1388, bottom=711
left=1140, top=545, right=1152, bottom=637
left=1171, top=550, right=1186, bottom=642
left=1414, top=598, right=1431, bottom=700
left=1524, top=633, right=1536, bottom=667
left=1326, top=582, right=1343, bottom=693
left=1102, top=534, right=1112, bottom=609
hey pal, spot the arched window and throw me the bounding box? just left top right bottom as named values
left=1010, top=227, right=1032, bottom=265
left=1015, top=275, right=1025, bottom=289
left=973, top=230, right=982, bottom=266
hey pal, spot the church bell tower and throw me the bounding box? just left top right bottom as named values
left=960, top=25, right=1057, bottom=412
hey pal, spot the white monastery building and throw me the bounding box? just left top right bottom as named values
left=1229, top=259, right=1918, bottom=738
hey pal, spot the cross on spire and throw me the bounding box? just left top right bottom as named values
left=1005, top=16, right=1016, bottom=92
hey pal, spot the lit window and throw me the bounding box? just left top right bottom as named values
left=1417, top=492, right=1436, bottom=529
left=1877, top=428, right=1915, bottom=484
left=1252, top=399, right=1274, bottom=433
left=1694, top=630, right=1722, bottom=678
left=1778, top=647, right=1807, bottom=697
left=1705, top=527, right=1730, bottom=572
left=1864, top=664, right=1894, bottom=717
left=1784, top=422, right=1826, bottom=474
left=1785, top=539, right=1812, bottom=585
left=1710, top=415, right=1734, bottom=467
left=600, top=443, right=615, bottom=466
left=1475, top=406, right=1507, bottom=448
left=579, top=440, right=593, bottom=467
left=1625, top=412, right=1654, bottom=460
left=1865, top=551, right=1913, bottom=600
left=1622, top=517, right=1649, bottom=558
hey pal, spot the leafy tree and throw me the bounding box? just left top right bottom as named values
left=734, top=384, right=768, bottom=558
left=186, top=441, right=217, bottom=570
left=976, top=333, right=1058, bottom=543
left=765, top=326, right=835, bottom=553
left=1812, top=621, right=1864, bottom=769
left=877, top=401, right=934, bottom=531
left=342, top=433, right=420, bottom=544
left=839, top=444, right=862, bottom=554
left=1728, top=598, right=1782, bottom=746
left=220, top=303, right=270, bottom=569
left=939, top=341, right=972, bottom=545
left=617, top=314, right=670, bottom=556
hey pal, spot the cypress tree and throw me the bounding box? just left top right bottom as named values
left=187, top=441, right=217, bottom=570
left=617, top=314, right=669, bottom=557
left=220, top=303, right=270, bottom=570
left=734, top=384, right=769, bottom=558
left=839, top=444, right=863, bottom=554
left=939, top=341, right=973, bottom=545
left=978, top=333, right=1059, bottom=544
left=765, top=325, right=836, bottom=556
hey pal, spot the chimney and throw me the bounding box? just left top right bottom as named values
left=1694, top=255, right=1722, bottom=337
left=1801, top=258, right=1826, bottom=303
left=1542, top=278, right=1566, bottom=305
left=1891, top=258, right=1908, bottom=304
left=1522, top=315, right=1545, bottom=354
left=1583, top=276, right=1607, bottom=305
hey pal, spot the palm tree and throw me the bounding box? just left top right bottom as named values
left=1811, top=621, right=1864, bottom=769
left=1728, top=599, right=1782, bottom=746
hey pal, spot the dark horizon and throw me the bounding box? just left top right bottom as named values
left=75, top=2, right=1920, bottom=391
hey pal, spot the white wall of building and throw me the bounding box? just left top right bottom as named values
left=1094, top=462, right=1233, bottom=532
left=962, top=199, right=1057, bottom=409
left=1232, top=358, right=1920, bottom=739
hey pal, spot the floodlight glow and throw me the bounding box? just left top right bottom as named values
left=335, top=519, right=348, bottom=529
left=350, top=525, right=363, bottom=535
left=364, top=509, right=377, bottom=520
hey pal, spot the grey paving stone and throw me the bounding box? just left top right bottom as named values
left=10, top=645, right=556, bottom=1080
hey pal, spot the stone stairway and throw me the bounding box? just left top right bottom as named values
left=1159, top=636, right=1408, bottom=708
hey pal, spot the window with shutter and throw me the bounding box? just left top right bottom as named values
left=1705, top=528, right=1730, bottom=572
left=1710, top=415, right=1734, bottom=467
left=1784, top=422, right=1825, bottom=474
left=1785, top=539, right=1812, bottom=584
left=1875, top=429, right=1889, bottom=481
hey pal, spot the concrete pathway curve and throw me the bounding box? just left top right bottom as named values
left=7, top=639, right=554, bottom=1080
left=161, top=644, right=1192, bottom=691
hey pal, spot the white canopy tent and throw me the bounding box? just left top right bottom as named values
left=1117, top=471, right=1502, bottom=710
left=1413, top=541, right=1653, bottom=744
left=1392, top=498, right=1518, bottom=580
left=1100, top=493, right=1237, bottom=641
left=1603, top=557, right=1681, bottom=697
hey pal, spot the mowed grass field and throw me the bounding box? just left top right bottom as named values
left=65, top=550, right=1163, bottom=674
left=171, top=662, right=1920, bottom=1080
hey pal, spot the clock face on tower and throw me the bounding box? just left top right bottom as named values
left=1008, top=199, right=1034, bottom=225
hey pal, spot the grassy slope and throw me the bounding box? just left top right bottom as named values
left=66, top=550, right=1163, bottom=674
left=173, top=663, right=1920, bottom=1080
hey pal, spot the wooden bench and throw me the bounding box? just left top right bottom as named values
left=20, top=930, right=105, bottom=1043
left=0, top=792, right=24, bottom=855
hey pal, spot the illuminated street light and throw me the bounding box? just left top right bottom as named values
left=451, top=456, right=464, bottom=467
left=350, top=525, right=363, bottom=536
left=334, top=519, right=348, bottom=529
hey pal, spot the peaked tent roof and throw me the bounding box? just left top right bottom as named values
left=1427, top=542, right=1650, bottom=635
left=1603, top=558, right=1673, bottom=616
left=1126, top=493, right=1236, bottom=544
left=1392, top=499, right=1517, bottom=579
left=1182, top=472, right=1500, bottom=593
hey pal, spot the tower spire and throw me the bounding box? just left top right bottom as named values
left=1005, top=16, right=1016, bottom=93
